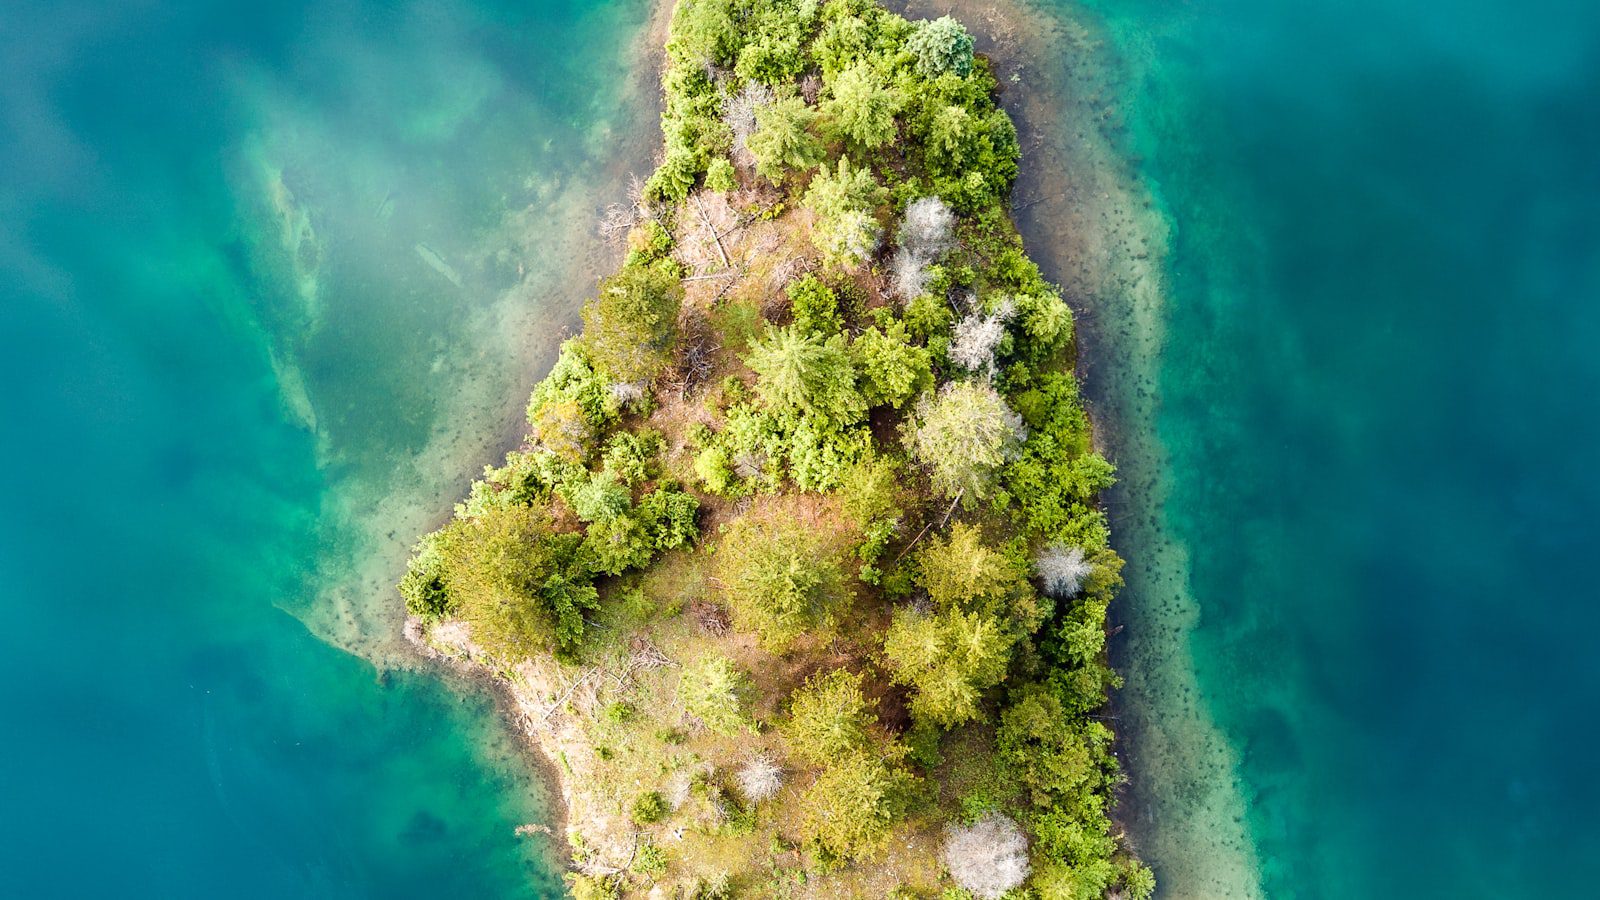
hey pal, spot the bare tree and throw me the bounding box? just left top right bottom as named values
left=723, top=81, right=775, bottom=170
left=942, top=814, right=1030, bottom=899
left=736, top=753, right=785, bottom=803
left=891, top=196, right=957, bottom=300
left=948, top=297, right=1015, bottom=378
left=1036, top=543, right=1094, bottom=597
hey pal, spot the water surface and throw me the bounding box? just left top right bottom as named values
left=0, top=0, right=651, bottom=895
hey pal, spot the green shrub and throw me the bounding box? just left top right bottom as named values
left=677, top=654, right=755, bottom=735
left=786, top=274, right=844, bottom=336
left=632, top=790, right=670, bottom=825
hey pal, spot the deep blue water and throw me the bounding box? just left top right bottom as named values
left=0, top=0, right=647, bottom=895
left=1074, top=0, right=1600, bottom=895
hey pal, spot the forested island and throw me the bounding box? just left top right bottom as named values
left=401, top=0, right=1151, bottom=896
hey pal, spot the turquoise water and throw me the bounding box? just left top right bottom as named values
left=7, top=0, right=1598, bottom=895
left=0, top=0, right=650, bottom=895
left=1057, top=0, right=1600, bottom=896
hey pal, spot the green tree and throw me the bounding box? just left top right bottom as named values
left=799, top=749, right=906, bottom=863
left=851, top=320, right=932, bottom=408
left=905, top=381, right=1025, bottom=500
left=785, top=668, right=875, bottom=764
left=786, top=274, right=843, bottom=336
left=747, top=97, right=825, bottom=182
left=905, top=16, right=974, bottom=78
left=744, top=324, right=864, bottom=424
left=822, top=63, right=901, bottom=149
left=399, top=531, right=451, bottom=621
left=669, top=0, right=740, bottom=68
left=882, top=607, right=1009, bottom=728
left=715, top=505, right=849, bottom=651
left=677, top=654, right=755, bottom=735
left=803, top=157, right=888, bottom=266
left=915, top=523, right=1038, bottom=628
left=581, top=263, right=683, bottom=385
left=432, top=504, right=596, bottom=658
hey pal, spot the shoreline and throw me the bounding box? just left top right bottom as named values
left=893, top=0, right=1265, bottom=894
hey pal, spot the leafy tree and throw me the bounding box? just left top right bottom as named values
left=432, top=504, right=596, bottom=658
left=822, top=62, right=901, bottom=149
left=399, top=531, right=451, bottom=621
left=905, top=381, right=1025, bottom=500
left=1003, top=374, right=1116, bottom=544
left=747, top=97, right=825, bottom=182
left=744, top=325, right=865, bottom=424
left=786, top=274, right=843, bottom=336
left=715, top=505, right=849, bottom=650
left=601, top=429, right=662, bottom=486
left=677, top=654, right=755, bottom=735
left=852, top=320, right=932, bottom=408
left=906, top=16, right=974, bottom=78
left=915, top=523, right=1039, bottom=630
left=669, top=0, right=741, bottom=68
left=882, top=607, right=1009, bottom=728
left=803, top=157, right=887, bottom=266
left=799, top=749, right=906, bottom=863
left=785, top=668, right=875, bottom=764
left=559, top=469, right=630, bottom=523
left=531, top=339, right=617, bottom=438
left=582, top=512, right=652, bottom=576
left=636, top=485, right=700, bottom=551
left=996, top=681, right=1119, bottom=814
left=566, top=873, right=622, bottom=900
left=581, top=263, right=683, bottom=384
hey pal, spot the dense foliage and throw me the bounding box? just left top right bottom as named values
left=406, top=0, right=1150, bottom=894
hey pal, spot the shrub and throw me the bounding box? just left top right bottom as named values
left=785, top=668, right=875, bottom=764
left=632, top=790, right=670, bottom=825
left=678, top=654, right=754, bottom=735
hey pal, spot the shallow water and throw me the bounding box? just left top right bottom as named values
left=0, top=0, right=651, bottom=895
left=1043, top=0, right=1600, bottom=895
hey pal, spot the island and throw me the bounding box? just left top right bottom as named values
left=400, top=1, right=1152, bottom=896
